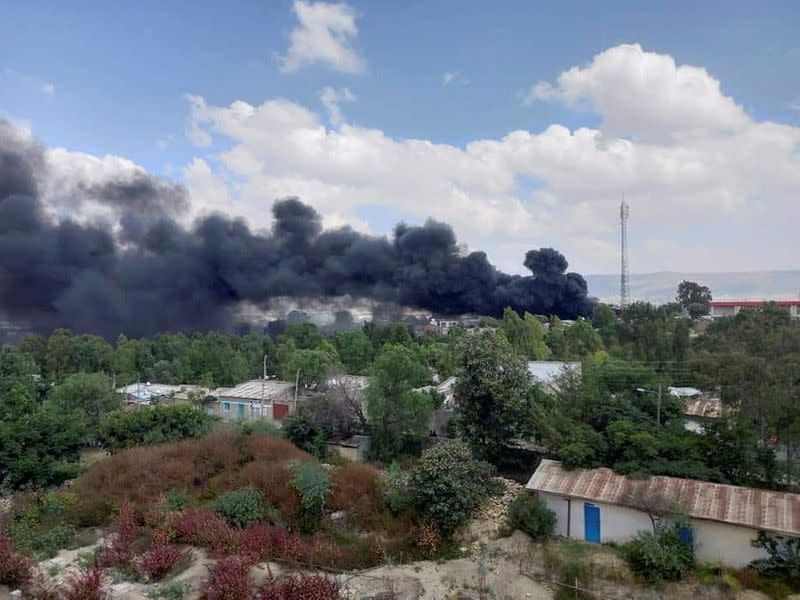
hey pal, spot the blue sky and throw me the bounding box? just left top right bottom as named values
left=2, top=1, right=799, bottom=274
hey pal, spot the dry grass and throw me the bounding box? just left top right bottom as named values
left=329, top=463, right=385, bottom=529
left=66, top=432, right=312, bottom=527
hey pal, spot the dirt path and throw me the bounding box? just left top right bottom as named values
left=341, top=532, right=553, bottom=600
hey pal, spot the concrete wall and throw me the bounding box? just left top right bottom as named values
left=537, top=492, right=769, bottom=568
left=692, top=519, right=768, bottom=567
left=211, top=399, right=277, bottom=423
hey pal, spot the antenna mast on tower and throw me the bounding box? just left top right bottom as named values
left=620, top=196, right=630, bottom=310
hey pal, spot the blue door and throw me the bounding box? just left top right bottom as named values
left=584, top=503, right=600, bottom=543
left=237, top=403, right=245, bottom=420
left=678, top=525, right=693, bottom=547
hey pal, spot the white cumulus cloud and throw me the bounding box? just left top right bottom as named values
left=320, top=86, right=355, bottom=126
left=173, top=44, right=798, bottom=275
left=525, top=43, right=750, bottom=142
left=279, top=1, right=365, bottom=74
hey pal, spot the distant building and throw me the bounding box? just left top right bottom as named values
left=709, top=300, right=800, bottom=319
left=117, top=383, right=209, bottom=406
left=210, top=379, right=296, bottom=423
left=527, top=361, right=581, bottom=391
left=527, top=459, right=800, bottom=567
left=327, top=435, right=370, bottom=462
left=415, top=376, right=457, bottom=409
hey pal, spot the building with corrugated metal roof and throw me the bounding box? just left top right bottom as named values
left=526, top=459, right=800, bottom=567
left=209, top=379, right=296, bottom=423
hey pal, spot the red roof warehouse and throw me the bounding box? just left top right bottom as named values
left=709, top=300, right=800, bottom=318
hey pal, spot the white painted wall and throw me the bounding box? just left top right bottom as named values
left=684, top=417, right=704, bottom=433
left=539, top=493, right=651, bottom=544
left=692, top=519, right=768, bottom=567
left=536, top=491, right=770, bottom=568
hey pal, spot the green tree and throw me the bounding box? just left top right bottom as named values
left=366, top=344, right=432, bottom=462
left=498, top=308, right=551, bottom=360
left=282, top=323, right=326, bottom=350
left=0, top=345, right=38, bottom=397
left=17, top=335, right=47, bottom=374
left=0, top=385, right=85, bottom=489
left=563, top=319, right=603, bottom=358
left=676, top=280, right=712, bottom=317
left=97, top=404, right=215, bottom=452
left=591, top=305, right=618, bottom=345
left=46, top=373, right=119, bottom=436
left=281, top=347, right=339, bottom=388
left=407, top=441, right=498, bottom=535
left=334, top=330, right=373, bottom=374
left=453, top=329, right=530, bottom=463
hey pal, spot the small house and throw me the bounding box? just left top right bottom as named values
left=117, top=383, right=209, bottom=406
left=683, top=395, right=724, bottom=433
left=210, top=379, right=296, bottom=423
left=527, top=459, right=800, bottom=567
left=327, top=435, right=370, bottom=462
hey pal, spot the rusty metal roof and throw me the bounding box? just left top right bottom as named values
left=527, top=459, right=800, bottom=536
left=215, top=380, right=295, bottom=401
left=684, top=396, right=724, bottom=418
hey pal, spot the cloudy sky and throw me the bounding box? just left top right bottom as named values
left=2, top=0, right=799, bottom=276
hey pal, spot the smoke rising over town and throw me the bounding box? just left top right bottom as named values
left=0, top=120, right=591, bottom=338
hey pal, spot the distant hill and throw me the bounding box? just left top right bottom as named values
left=586, top=270, right=800, bottom=305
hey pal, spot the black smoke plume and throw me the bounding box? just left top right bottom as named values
left=0, top=120, right=592, bottom=338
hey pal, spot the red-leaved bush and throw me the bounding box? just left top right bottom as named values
left=98, top=500, right=137, bottom=568
left=233, top=523, right=306, bottom=565
left=202, top=556, right=253, bottom=600
left=137, top=543, right=185, bottom=581
left=68, top=432, right=314, bottom=526
left=0, top=533, right=34, bottom=590
left=256, top=574, right=340, bottom=600
left=173, top=507, right=234, bottom=551
left=328, top=463, right=384, bottom=528
left=59, top=562, right=107, bottom=600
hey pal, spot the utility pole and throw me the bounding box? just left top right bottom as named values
left=263, top=353, right=268, bottom=379
left=656, top=383, right=662, bottom=428
left=620, top=196, right=630, bottom=310
left=294, top=368, right=300, bottom=409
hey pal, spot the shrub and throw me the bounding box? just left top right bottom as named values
left=256, top=574, right=340, bottom=599
left=173, top=508, right=234, bottom=549
left=506, top=493, right=556, bottom=541
left=165, top=488, right=190, bottom=511
left=407, top=441, right=499, bottom=535
left=621, top=525, right=694, bottom=584
left=0, top=533, right=35, bottom=590
left=292, top=461, right=331, bottom=533
left=98, top=500, right=137, bottom=568
left=214, top=487, right=265, bottom=528
left=240, top=420, right=282, bottom=436
left=32, top=524, right=77, bottom=559
left=59, top=562, right=108, bottom=600
left=202, top=557, right=253, bottom=600
left=137, top=543, right=184, bottom=581
left=749, top=531, right=800, bottom=578
left=382, top=462, right=412, bottom=516
left=147, top=580, right=187, bottom=600
left=98, top=404, right=215, bottom=453
left=328, top=463, right=384, bottom=528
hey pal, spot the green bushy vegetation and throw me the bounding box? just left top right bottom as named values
left=621, top=524, right=694, bottom=584
left=98, top=404, right=216, bottom=452
left=506, top=493, right=556, bottom=541
left=214, top=487, right=265, bottom=528
left=407, top=440, right=500, bottom=535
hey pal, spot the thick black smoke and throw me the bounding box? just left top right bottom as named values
left=0, top=120, right=592, bottom=338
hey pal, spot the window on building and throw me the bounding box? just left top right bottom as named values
left=223, top=402, right=231, bottom=412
